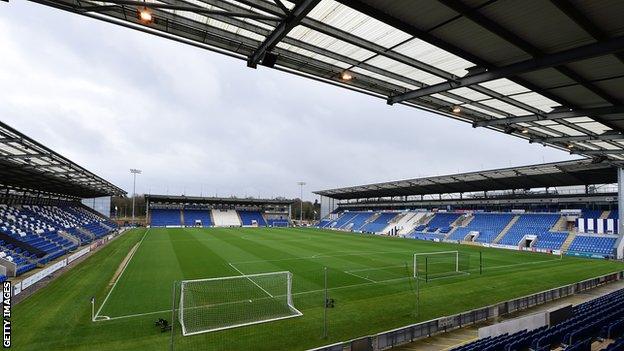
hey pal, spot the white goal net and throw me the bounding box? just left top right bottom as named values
left=178, top=271, right=302, bottom=336
left=413, top=251, right=469, bottom=281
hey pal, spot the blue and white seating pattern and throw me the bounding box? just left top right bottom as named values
left=422, top=213, right=461, bottom=233
left=238, top=211, right=267, bottom=226
left=150, top=209, right=182, bottom=227
left=183, top=210, right=213, bottom=227
left=0, top=203, right=116, bottom=276
left=533, top=231, right=568, bottom=251
left=451, top=288, right=624, bottom=351
left=499, top=214, right=560, bottom=246
left=360, top=212, right=397, bottom=233
left=342, top=212, right=375, bottom=231
left=568, top=235, right=616, bottom=257
left=450, top=213, right=513, bottom=243
left=267, top=218, right=289, bottom=227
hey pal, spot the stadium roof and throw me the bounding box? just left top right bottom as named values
left=0, top=121, right=126, bottom=199
left=145, top=194, right=294, bottom=205
left=313, top=159, right=617, bottom=200
left=24, top=0, right=624, bottom=162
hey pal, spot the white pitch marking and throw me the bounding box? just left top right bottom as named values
left=93, top=228, right=150, bottom=321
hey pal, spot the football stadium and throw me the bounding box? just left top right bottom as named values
left=3, top=0, right=624, bottom=351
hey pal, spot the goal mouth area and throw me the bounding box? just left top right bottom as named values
left=178, top=271, right=303, bottom=337
left=413, top=251, right=471, bottom=282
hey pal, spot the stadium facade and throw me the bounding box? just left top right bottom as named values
left=146, top=194, right=293, bottom=227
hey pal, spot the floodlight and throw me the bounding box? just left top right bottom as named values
left=138, top=8, right=153, bottom=23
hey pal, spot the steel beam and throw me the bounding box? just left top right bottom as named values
left=247, top=0, right=320, bottom=68
left=79, top=0, right=281, bottom=21
left=473, top=105, right=624, bottom=127
left=571, top=150, right=624, bottom=155
left=535, top=133, right=624, bottom=144
left=388, top=35, right=624, bottom=105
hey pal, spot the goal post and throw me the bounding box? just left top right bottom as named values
left=178, top=271, right=302, bottom=336
left=413, top=251, right=470, bottom=281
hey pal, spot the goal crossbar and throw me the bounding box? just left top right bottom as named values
left=413, top=251, right=461, bottom=279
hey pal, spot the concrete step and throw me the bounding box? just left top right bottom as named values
left=560, top=232, right=577, bottom=252
left=493, top=215, right=520, bottom=244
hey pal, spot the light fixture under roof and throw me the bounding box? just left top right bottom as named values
left=340, top=71, right=353, bottom=81
left=138, top=7, right=153, bottom=23
left=452, top=106, right=461, bottom=113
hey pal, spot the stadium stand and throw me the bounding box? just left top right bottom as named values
left=183, top=209, right=213, bottom=227
left=150, top=209, right=182, bottom=227
left=267, top=218, right=289, bottom=227
left=498, top=213, right=560, bottom=247
left=238, top=210, right=267, bottom=226
left=343, top=212, right=375, bottom=231
left=450, top=213, right=514, bottom=243
left=450, top=288, right=624, bottom=351
left=320, top=208, right=621, bottom=258
left=568, top=235, right=617, bottom=257
left=533, top=231, right=569, bottom=251
left=422, top=212, right=461, bottom=233
left=0, top=203, right=118, bottom=275
left=212, top=209, right=242, bottom=227
left=360, top=212, right=397, bottom=233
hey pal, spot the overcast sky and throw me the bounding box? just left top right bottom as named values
left=0, top=2, right=579, bottom=200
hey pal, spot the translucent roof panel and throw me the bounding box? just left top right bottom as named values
left=306, top=0, right=412, bottom=48
left=431, top=93, right=463, bottom=105
left=365, top=56, right=446, bottom=86
left=350, top=67, right=420, bottom=91
left=479, top=79, right=530, bottom=96
left=577, top=121, right=612, bottom=134
left=590, top=141, right=620, bottom=150
left=447, top=87, right=492, bottom=101
left=479, top=99, right=532, bottom=116
left=465, top=104, right=507, bottom=119
left=276, top=42, right=351, bottom=69
left=529, top=127, right=560, bottom=137
left=547, top=124, right=586, bottom=136
left=393, top=38, right=474, bottom=77
left=509, top=92, right=560, bottom=113
left=287, top=26, right=375, bottom=62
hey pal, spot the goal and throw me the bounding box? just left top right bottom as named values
left=413, top=251, right=470, bottom=281
left=178, top=271, right=303, bottom=336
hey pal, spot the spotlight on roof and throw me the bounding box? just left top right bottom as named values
left=452, top=106, right=461, bottom=113
left=521, top=128, right=529, bottom=134
left=567, top=143, right=574, bottom=149
left=340, top=71, right=353, bottom=81
left=138, top=7, right=153, bottom=23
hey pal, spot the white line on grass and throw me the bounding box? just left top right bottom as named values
left=232, top=249, right=417, bottom=265
left=93, top=249, right=569, bottom=322
left=228, top=262, right=274, bottom=298
left=93, top=228, right=150, bottom=322
left=343, top=270, right=377, bottom=283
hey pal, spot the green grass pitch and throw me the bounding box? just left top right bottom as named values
left=13, top=227, right=623, bottom=350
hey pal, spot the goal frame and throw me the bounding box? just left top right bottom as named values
left=178, top=271, right=303, bottom=336
left=413, top=250, right=461, bottom=279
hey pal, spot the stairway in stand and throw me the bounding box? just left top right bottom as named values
left=493, top=215, right=520, bottom=244
left=560, top=232, right=577, bottom=252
